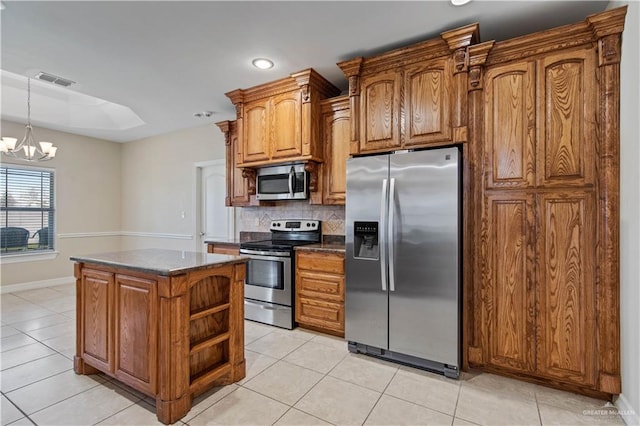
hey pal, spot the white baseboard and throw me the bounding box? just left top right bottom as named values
left=1, top=276, right=75, bottom=294
left=616, top=393, right=640, bottom=426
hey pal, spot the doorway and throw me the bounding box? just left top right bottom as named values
left=194, top=160, right=235, bottom=252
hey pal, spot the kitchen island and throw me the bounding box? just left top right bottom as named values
left=70, top=248, right=247, bottom=424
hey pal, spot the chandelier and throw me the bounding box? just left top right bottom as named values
left=0, top=77, right=58, bottom=162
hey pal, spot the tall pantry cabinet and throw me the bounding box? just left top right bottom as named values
left=467, top=7, right=626, bottom=396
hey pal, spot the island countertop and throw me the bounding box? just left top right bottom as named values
left=70, top=248, right=247, bottom=276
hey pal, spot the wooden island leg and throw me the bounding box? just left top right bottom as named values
left=156, top=275, right=191, bottom=425
left=229, top=264, right=246, bottom=383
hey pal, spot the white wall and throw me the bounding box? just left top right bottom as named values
left=612, top=1, right=640, bottom=423
left=119, top=123, right=225, bottom=251
left=0, top=120, right=122, bottom=288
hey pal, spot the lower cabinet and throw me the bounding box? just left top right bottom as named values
left=207, top=243, right=240, bottom=256
left=295, top=250, right=345, bottom=336
left=79, top=268, right=114, bottom=373
left=79, top=269, right=158, bottom=394
left=75, top=260, right=246, bottom=424
left=114, top=274, right=158, bottom=395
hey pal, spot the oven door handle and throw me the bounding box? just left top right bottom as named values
left=245, top=299, right=290, bottom=311
left=239, top=249, right=290, bottom=258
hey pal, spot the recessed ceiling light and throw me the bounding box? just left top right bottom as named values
left=451, top=0, right=472, bottom=5
left=252, top=58, right=274, bottom=70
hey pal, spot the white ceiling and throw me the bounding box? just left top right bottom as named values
left=0, top=0, right=608, bottom=143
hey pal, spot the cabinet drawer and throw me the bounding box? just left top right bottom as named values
left=296, top=297, right=344, bottom=334
left=297, top=252, right=344, bottom=274
left=298, top=271, right=344, bottom=302
left=207, top=244, right=240, bottom=256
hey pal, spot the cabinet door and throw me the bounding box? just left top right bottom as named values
left=484, top=62, right=536, bottom=189
left=271, top=91, right=302, bottom=160
left=359, top=71, right=401, bottom=153
left=536, top=192, right=596, bottom=386
left=322, top=105, right=350, bottom=205
left=404, top=58, right=453, bottom=147
left=229, top=126, right=251, bottom=206
left=536, top=48, right=596, bottom=188
left=80, top=269, right=114, bottom=373
left=114, top=274, right=158, bottom=395
left=243, top=99, right=270, bottom=163
left=482, top=193, right=536, bottom=372
left=297, top=297, right=344, bottom=335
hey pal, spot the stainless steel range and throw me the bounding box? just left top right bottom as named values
left=239, top=220, right=321, bottom=329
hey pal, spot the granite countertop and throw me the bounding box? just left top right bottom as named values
left=204, top=232, right=271, bottom=246
left=295, top=243, right=345, bottom=254
left=203, top=238, right=242, bottom=245
left=70, top=248, right=248, bottom=276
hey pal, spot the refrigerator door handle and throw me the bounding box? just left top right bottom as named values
left=388, top=177, right=396, bottom=292
left=380, top=178, right=388, bottom=292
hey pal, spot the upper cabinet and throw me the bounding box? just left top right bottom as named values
left=404, top=58, right=453, bottom=147
left=484, top=48, right=596, bottom=190
left=320, top=96, right=350, bottom=205
left=226, top=69, right=340, bottom=168
left=215, top=120, right=256, bottom=207
left=338, top=24, right=478, bottom=156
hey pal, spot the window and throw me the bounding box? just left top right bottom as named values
left=1, top=165, right=55, bottom=255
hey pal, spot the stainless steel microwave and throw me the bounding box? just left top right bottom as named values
left=256, top=163, right=309, bottom=201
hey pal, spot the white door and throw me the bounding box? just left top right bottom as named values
left=196, top=160, right=234, bottom=251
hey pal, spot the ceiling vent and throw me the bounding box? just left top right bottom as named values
left=35, top=71, right=76, bottom=87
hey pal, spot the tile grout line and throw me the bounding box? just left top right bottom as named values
left=2, top=390, right=37, bottom=425
left=534, top=386, right=544, bottom=426
left=451, top=378, right=463, bottom=426
left=360, top=367, right=399, bottom=426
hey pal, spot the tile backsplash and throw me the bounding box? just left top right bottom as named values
left=237, top=204, right=345, bottom=235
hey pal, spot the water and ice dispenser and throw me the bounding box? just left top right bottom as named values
left=353, top=221, right=379, bottom=260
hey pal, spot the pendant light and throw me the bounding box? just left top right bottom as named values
left=0, top=77, right=58, bottom=162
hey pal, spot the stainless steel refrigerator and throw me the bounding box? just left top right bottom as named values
left=345, top=147, right=461, bottom=378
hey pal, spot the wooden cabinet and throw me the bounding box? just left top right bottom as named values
left=207, top=242, right=240, bottom=256
left=482, top=193, right=536, bottom=372
left=358, top=71, right=401, bottom=152
left=484, top=61, right=536, bottom=189
left=78, top=269, right=159, bottom=394
left=536, top=192, right=596, bottom=386
left=74, top=255, right=247, bottom=424
left=114, top=274, right=158, bottom=394
left=470, top=7, right=626, bottom=397
left=295, top=250, right=345, bottom=336
left=215, top=120, right=255, bottom=207
left=404, top=57, right=453, bottom=147
left=243, top=99, right=270, bottom=164
left=271, top=91, right=303, bottom=160
left=226, top=68, right=340, bottom=168
left=338, top=24, right=478, bottom=155
left=79, top=268, right=114, bottom=374
left=242, top=92, right=303, bottom=163
left=320, top=96, right=350, bottom=205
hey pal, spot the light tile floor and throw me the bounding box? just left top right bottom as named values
left=0, top=283, right=627, bottom=426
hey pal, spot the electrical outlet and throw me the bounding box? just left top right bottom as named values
left=181, top=211, right=185, bottom=219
